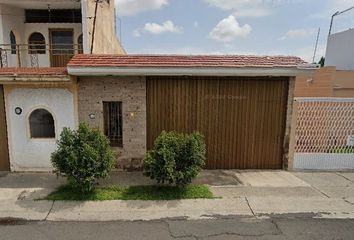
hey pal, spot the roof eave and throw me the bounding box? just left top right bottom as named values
left=67, top=66, right=316, bottom=77
left=0, top=74, right=71, bottom=83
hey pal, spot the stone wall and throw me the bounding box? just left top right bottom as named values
left=77, top=77, right=146, bottom=170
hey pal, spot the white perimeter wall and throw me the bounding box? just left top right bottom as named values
left=294, top=153, right=354, bottom=170
left=325, top=28, right=354, bottom=70
left=5, top=88, right=76, bottom=171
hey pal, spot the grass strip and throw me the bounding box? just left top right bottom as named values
left=44, top=184, right=214, bottom=201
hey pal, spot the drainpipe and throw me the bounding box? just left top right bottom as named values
left=17, top=45, right=21, bottom=67
left=90, top=0, right=99, bottom=54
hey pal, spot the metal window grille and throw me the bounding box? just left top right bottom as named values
left=103, top=102, right=123, bottom=147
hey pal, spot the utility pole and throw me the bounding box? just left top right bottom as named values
left=90, top=0, right=100, bottom=54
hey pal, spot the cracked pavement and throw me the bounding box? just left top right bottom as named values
left=1, top=215, right=354, bottom=240
left=2, top=171, right=354, bottom=239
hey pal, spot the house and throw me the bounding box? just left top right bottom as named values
left=0, top=53, right=316, bottom=171
left=0, top=1, right=318, bottom=172
left=0, top=0, right=125, bottom=68
left=66, top=54, right=316, bottom=170
left=0, top=0, right=124, bottom=171
left=290, top=25, right=354, bottom=170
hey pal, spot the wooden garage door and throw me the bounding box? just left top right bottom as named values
left=147, top=76, right=289, bottom=169
left=0, top=85, right=10, bottom=171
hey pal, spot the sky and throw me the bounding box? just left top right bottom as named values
left=115, top=0, right=354, bottom=62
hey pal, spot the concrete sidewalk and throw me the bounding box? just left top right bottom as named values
left=1, top=171, right=354, bottom=221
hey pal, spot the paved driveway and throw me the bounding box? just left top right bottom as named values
left=293, top=172, right=354, bottom=200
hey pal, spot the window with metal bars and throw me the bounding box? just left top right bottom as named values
left=103, top=102, right=123, bottom=147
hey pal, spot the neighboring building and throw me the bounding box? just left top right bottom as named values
left=291, top=22, right=354, bottom=170
left=0, top=0, right=125, bottom=171
left=295, top=25, right=354, bottom=98
left=325, top=28, right=354, bottom=71
left=0, top=0, right=125, bottom=68
left=0, top=68, right=76, bottom=171
left=295, top=66, right=354, bottom=98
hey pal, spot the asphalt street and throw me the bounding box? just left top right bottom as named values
left=1, top=215, right=354, bottom=240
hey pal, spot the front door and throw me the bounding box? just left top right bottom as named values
left=49, top=29, right=74, bottom=67
left=0, top=85, right=10, bottom=171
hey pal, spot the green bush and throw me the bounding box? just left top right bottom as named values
left=51, top=123, right=115, bottom=193
left=143, top=131, right=206, bottom=187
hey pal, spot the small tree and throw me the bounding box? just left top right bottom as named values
left=143, top=131, right=206, bottom=187
left=51, top=123, right=115, bottom=193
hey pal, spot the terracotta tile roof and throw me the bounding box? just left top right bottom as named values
left=0, top=67, right=68, bottom=76
left=68, top=54, right=306, bottom=68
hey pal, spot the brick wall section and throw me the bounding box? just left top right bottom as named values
left=294, top=67, right=335, bottom=97
left=294, top=67, right=354, bottom=98
left=77, top=77, right=146, bottom=170
left=333, top=71, right=354, bottom=97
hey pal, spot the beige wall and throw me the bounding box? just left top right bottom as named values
left=82, top=0, right=125, bottom=54
left=295, top=67, right=354, bottom=98
left=77, top=77, right=146, bottom=170
left=333, top=71, right=354, bottom=97
left=294, top=67, right=334, bottom=97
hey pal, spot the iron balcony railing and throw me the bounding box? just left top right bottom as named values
left=0, top=44, right=83, bottom=68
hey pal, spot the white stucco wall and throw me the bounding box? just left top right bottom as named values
left=0, top=4, right=26, bottom=67
left=325, top=28, right=354, bottom=70
left=5, top=88, right=76, bottom=171
left=23, top=23, right=82, bottom=67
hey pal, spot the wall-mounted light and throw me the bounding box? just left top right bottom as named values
left=88, top=113, right=96, bottom=119
left=15, top=107, right=22, bottom=115
left=129, top=112, right=135, bottom=118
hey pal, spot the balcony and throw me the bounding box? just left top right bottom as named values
left=0, top=43, right=83, bottom=68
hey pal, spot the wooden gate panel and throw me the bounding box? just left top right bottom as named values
left=147, top=76, right=288, bottom=169
left=0, top=85, right=10, bottom=171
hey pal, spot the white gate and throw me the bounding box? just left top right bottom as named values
left=293, top=98, right=354, bottom=170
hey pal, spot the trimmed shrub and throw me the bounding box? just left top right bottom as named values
left=143, top=131, right=206, bottom=187
left=51, top=123, right=115, bottom=193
